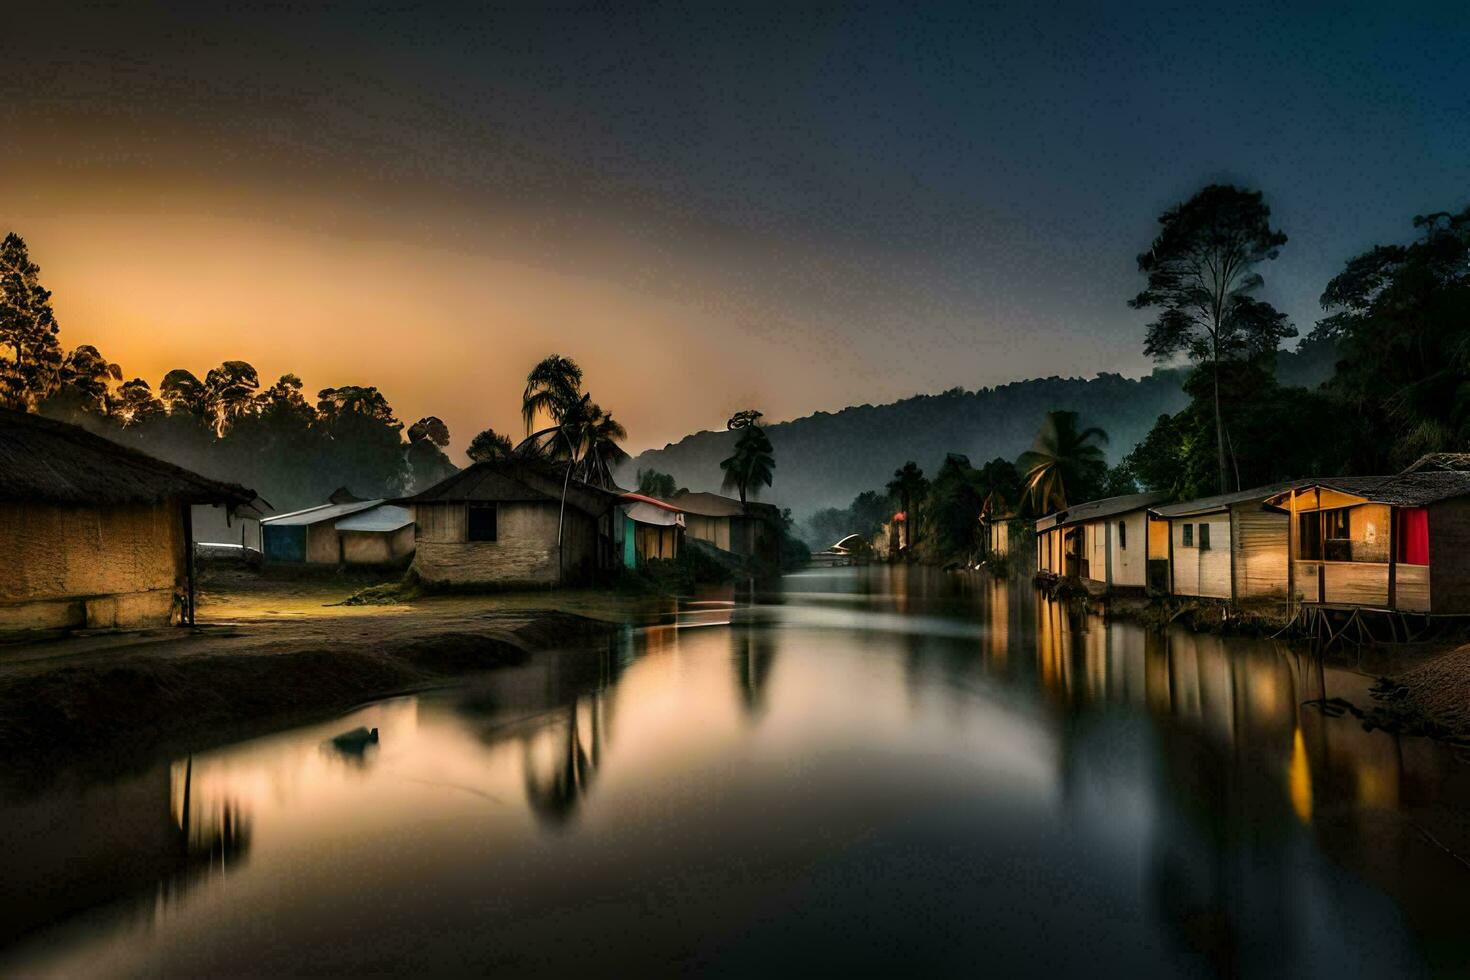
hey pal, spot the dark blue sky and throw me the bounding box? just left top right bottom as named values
left=4, top=2, right=1467, bottom=448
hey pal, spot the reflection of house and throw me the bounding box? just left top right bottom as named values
left=671, top=490, right=780, bottom=563
left=260, top=488, right=412, bottom=566
left=1148, top=484, right=1293, bottom=602
left=399, top=460, right=618, bottom=586
left=1034, top=492, right=1168, bottom=589
left=1264, top=472, right=1470, bottom=613
left=0, top=409, right=254, bottom=630
left=618, top=493, right=683, bottom=566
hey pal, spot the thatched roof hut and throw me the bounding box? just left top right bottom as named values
left=0, top=409, right=255, bottom=631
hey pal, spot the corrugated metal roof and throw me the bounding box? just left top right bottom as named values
left=336, top=504, right=414, bottom=532
left=262, top=499, right=385, bottom=527
left=1151, top=481, right=1304, bottom=518
left=622, top=500, right=684, bottom=527
left=1035, top=491, right=1170, bottom=533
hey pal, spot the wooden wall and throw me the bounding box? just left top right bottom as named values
left=1171, top=516, right=1231, bottom=599
left=1109, top=511, right=1149, bottom=587
left=1322, top=562, right=1389, bottom=607
left=1429, top=498, right=1470, bottom=614
left=685, top=514, right=731, bottom=551
left=1232, top=507, right=1289, bottom=600
left=0, top=499, right=184, bottom=630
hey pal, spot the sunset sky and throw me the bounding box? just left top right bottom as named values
left=4, top=3, right=1467, bottom=457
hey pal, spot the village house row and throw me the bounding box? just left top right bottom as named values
left=982, top=455, right=1470, bottom=616
left=0, top=409, right=780, bottom=631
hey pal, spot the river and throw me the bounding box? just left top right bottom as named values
left=5, top=566, right=1470, bottom=977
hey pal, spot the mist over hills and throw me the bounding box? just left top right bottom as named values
left=626, top=344, right=1336, bottom=520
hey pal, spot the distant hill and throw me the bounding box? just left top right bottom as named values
left=625, top=345, right=1334, bottom=519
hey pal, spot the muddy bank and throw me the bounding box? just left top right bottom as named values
left=0, top=610, right=615, bottom=784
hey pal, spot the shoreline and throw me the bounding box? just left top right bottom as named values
left=0, top=608, right=617, bottom=790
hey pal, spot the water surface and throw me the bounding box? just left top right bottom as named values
left=6, top=567, right=1470, bottom=977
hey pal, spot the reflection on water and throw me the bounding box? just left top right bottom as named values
left=4, top=566, right=1470, bottom=976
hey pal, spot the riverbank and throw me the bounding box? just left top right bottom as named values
left=0, top=577, right=640, bottom=784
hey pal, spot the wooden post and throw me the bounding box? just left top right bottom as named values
left=1387, top=506, right=1398, bottom=611
left=1287, top=489, right=1297, bottom=611
left=182, top=503, right=196, bottom=626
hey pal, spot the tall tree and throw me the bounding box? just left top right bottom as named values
left=1312, top=204, right=1470, bottom=470
left=406, top=415, right=458, bottom=491
left=720, top=410, right=775, bottom=506
left=885, top=461, right=928, bottom=552
left=203, top=360, right=261, bottom=434
left=1017, top=410, right=1107, bottom=514
left=0, top=232, right=63, bottom=409
left=467, top=426, right=514, bottom=463
left=637, top=469, right=678, bottom=498
left=1130, top=184, right=1293, bottom=492
left=114, top=378, right=165, bottom=426
left=160, top=368, right=210, bottom=420
left=521, top=354, right=584, bottom=435
left=42, top=344, right=122, bottom=420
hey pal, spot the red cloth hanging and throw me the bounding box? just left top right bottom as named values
left=1396, top=508, right=1429, bottom=565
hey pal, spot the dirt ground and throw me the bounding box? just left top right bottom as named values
left=0, top=571, right=677, bottom=785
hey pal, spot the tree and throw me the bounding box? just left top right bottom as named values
left=1312, top=204, right=1470, bottom=470
left=1130, top=184, right=1293, bottom=493
left=467, top=427, right=514, bottom=463
left=720, top=410, right=775, bottom=506
left=316, top=385, right=406, bottom=497
left=41, top=344, right=122, bottom=421
left=1016, top=410, right=1107, bottom=513
left=0, top=232, right=63, bottom=409
left=921, top=455, right=986, bottom=561
left=203, top=360, right=261, bottom=434
left=521, top=354, right=584, bottom=435
left=637, top=469, right=678, bottom=498
left=160, top=368, right=210, bottom=420
left=574, top=404, right=628, bottom=489
left=885, top=461, right=928, bottom=552
left=114, top=378, right=165, bottom=426
left=406, top=415, right=458, bottom=491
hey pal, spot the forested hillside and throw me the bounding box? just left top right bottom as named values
left=625, top=371, right=1187, bottom=519
left=628, top=343, right=1335, bottom=520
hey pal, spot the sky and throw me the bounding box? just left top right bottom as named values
left=2, top=2, right=1467, bottom=457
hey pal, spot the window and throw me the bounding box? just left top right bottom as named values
left=1199, top=522, right=1211, bottom=551
left=467, top=503, right=498, bottom=542
left=1182, top=523, right=1193, bottom=547
left=1298, top=513, right=1322, bottom=561
left=1118, top=520, right=1127, bottom=550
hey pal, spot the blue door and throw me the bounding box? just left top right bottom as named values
left=263, top=525, right=307, bottom=563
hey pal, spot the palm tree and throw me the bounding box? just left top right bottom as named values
left=575, top=405, right=629, bottom=489
left=1016, top=410, right=1108, bottom=514
left=885, top=462, right=928, bottom=552
left=719, top=411, right=774, bottom=506
left=521, top=354, right=583, bottom=435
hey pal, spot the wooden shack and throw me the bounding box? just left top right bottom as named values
left=618, top=493, right=684, bottom=566
left=0, top=409, right=254, bottom=630
left=671, top=490, right=781, bottom=564
left=1149, top=483, right=1294, bottom=603
left=1264, top=472, right=1470, bottom=614
left=980, top=512, right=1022, bottom=561
left=259, top=490, right=405, bottom=566
left=399, top=460, right=618, bottom=586
left=1034, top=492, right=1168, bottom=590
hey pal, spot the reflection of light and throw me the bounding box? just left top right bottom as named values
left=1288, top=727, right=1313, bottom=823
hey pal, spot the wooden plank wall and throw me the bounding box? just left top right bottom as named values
left=1429, top=498, right=1470, bottom=613
left=1232, top=507, right=1288, bottom=600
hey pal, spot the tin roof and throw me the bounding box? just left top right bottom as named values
left=335, top=504, right=414, bottom=533
left=262, top=499, right=385, bottom=527
left=1034, top=491, right=1170, bottom=533
left=1151, top=481, right=1304, bottom=518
